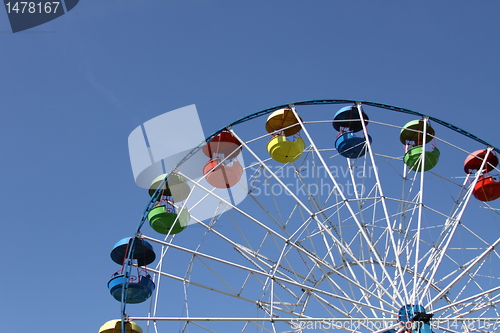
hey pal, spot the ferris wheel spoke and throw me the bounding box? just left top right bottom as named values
left=314, top=219, right=403, bottom=307
left=197, top=215, right=311, bottom=292
left=417, top=209, right=474, bottom=304
left=227, top=129, right=405, bottom=308
left=407, top=116, right=432, bottom=304
left=308, top=292, right=371, bottom=325
left=444, top=300, right=500, bottom=323
left=189, top=184, right=401, bottom=313
left=288, top=106, right=405, bottom=304
left=290, top=231, right=401, bottom=314
left=356, top=102, right=410, bottom=305
left=147, top=266, right=262, bottom=308
left=426, top=236, right=500, bottom=309
left=307, top=247, right=401, bottom=312
left=431, top=286, right=500, bottom=313
left=272, top=246, right=392, bottom=315
left=317, top=269, right=395, bottom=317
left=452, top=257, right=498, bottom=303
left=398, top=168, right=418, bottom=270
left=148, top=234, right=182, bottom=321
left=157, top=247, right=396, bottom=317
left=180, top=171, right=308, bottom=251
left=144, top=228, right=399, bottom=316
left=247, top=166, right=305, bottom=236
left=265, top=237, right=301, bottom=319
left=417, top=149, right=497, bottom=303
left=461, top=226, right=500, bottom=254
left=308, top=250, right=385, bottom=317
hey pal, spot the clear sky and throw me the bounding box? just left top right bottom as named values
left=0, top=1, right=499, bottom=332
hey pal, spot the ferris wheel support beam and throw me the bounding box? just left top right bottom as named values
left=262, top=227, right=292, bottom=320
left=426, top=236, right=500, bottom=309
left=346, top=158, right=361, bottom=201
left=411, top=116, right=430, bottom=305
left=142, top=236, right=396, bottom=315
left=156, top=171, right=400, bottom=313
left=342, top=158, right=389, bottom=312
left=429, top=285, right=500, bottom=316
left=232, top=240, right=373, bottom=326
left=452, top=298, right=500, bottom=320
left=417, top=148, right=495, bottom=305
left=228, top=127, right=402, bottom=307
left=286, top=105, right=404, bottom=306
left=291, top=173, right=370, bottom=315
left=303, top=191, right=385, bottom=317
left=180, top=170, right=397, bottom=310
left=356, top=101, right=410, bottom=305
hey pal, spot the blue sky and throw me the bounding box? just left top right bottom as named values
left=0, top=1, right=499, bottom=332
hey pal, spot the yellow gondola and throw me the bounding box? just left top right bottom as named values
left=267, top=135, right=305, bottom=163
left=98, top=319, right=142, bottom=333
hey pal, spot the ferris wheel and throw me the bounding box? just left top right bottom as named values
left=99, top=100, right=500, bottom=333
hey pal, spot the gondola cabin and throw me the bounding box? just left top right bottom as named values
left=149, top=173, right=190, bottom=202
left=267, top=135, right=305, bottom=163
left=333, top=105, right=372, bottom=159
left=332, top=105, right=369, bottom=133
left=473, top=175, right=500, bottom=202
left=202, top=130, right=242, bottom=160
left=265, top=108, right=302, bottom=137
left=399, top=120, right=435, bottom=145
left=110, top=237, right=156, bottom=266
left=400, top=120, right=439, bottom=172
left=108, top=271, right=155, bottom=304
left=335, top=132, right=372, bottom=159
left=147, top=202, right=190, bottom=234
left=464, top=149, right=499, bottom=174
left=99, top=320, right=143, bottom=333
left=403, top=146, right=441, bottom=172
left=265, top=108, right=305, bottom=163
left=203, top=159, right=243, bottom=189
left=463, top=149, right=500, bottom=202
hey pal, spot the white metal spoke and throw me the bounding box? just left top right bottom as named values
left=229, top=128, right=403, bottom=306
left=356, top=102, right=410, bottom=305
left=427, top=236, right=500, bottom=308
left=289, top=105, right=403, bottom=305
left=418, top=148, right=495, bottom=303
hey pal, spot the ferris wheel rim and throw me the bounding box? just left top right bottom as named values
left=217, top=99, right=499, bottom=151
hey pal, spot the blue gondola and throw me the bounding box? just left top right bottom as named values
left=333, top=105, right=372, bottom=159
left=107, top=272, right=155, bottom=304
left=110, top=237, right=156, bottom=267
left=335, top=132, right=372, bottom=159
left=332, top=105, right=369, bottom=132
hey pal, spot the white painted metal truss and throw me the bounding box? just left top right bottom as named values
left=125, top=101, right=500, bottom=333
